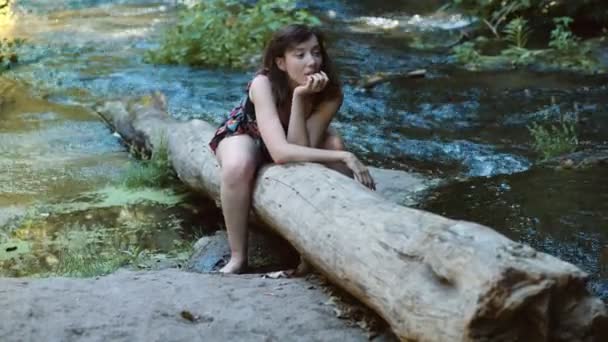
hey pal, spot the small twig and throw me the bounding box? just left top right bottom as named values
left=483, top=19, right=500, bottom=39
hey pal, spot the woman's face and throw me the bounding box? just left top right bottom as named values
left=276, top=35, right=323, bottom=88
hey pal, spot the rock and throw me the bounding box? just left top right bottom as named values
left=187, top=231, right=230, bottom=273
left=0, top=206, right=26, bottom=228
left=0, top=269, right=373, bottom=341
left=186, top=230, right=298, bottom=274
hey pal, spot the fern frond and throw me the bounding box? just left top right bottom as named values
left=503, top=17, right=531, bottom=48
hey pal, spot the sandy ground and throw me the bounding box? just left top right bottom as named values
left=0, top=269, right=390, bottom=342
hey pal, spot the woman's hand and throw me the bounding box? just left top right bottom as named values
left=343, top=152, right=376, bottom=190
left=293, top=71, right=329, bottom=97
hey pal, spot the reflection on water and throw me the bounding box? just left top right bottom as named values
left=0, top=77, right=125, bottom=206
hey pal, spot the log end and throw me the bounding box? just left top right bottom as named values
left=467, top=268, right=607, bottom=341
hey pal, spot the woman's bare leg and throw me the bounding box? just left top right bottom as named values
left=215, top=135, right=261, bottom=274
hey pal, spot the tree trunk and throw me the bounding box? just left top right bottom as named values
left=95, top=94, right=607, bottom=342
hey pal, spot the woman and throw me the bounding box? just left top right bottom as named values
left=209, top=24, right=375, bottom=274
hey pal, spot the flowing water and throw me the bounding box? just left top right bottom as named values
left=0, top=0, right=607, bottom=299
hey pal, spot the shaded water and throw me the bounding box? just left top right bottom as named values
left=0, top=79, right=124, bottom=205
left=421, top=165, right=608, bottom=297
left=0, top=0, right=607, bottom=299
left=0, top=74, right=222, bottom=275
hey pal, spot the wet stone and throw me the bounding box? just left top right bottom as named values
left=186, top=230, right=299, bottom=274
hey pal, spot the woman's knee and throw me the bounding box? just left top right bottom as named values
left=217, top=137, right=260, bottom=187
left=221, top=156, right=258, bottom=185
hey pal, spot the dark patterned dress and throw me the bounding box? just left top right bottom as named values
left=209, top=78, right=285, bottom=162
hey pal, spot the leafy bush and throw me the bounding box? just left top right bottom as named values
left=450, top=8, right=599, bottom=72
left=543, top=17, right=596, bottom=70
left=528, top=104, right=578, bottom=160
left=549, top=17, right=580, bottom=51
left=449, top=0, right=608, bottom=34
left=452, top=42, right=481, bottom=64
left=146, top=0, right=321, bottom=69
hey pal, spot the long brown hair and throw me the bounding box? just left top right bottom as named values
left=260, top=24, right=341, bottom=113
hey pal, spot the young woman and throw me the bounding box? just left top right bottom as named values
left=209, top=24, right=375, bottom=274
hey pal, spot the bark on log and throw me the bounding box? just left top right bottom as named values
left=94, top=93, right=607, bottom=342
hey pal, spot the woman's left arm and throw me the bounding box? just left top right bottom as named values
left=305, top=92, right=343, bottom=148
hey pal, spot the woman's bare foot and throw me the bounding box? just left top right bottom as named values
left=294, top=258, right=311, bottom=276
left=285, top=257, right=311, bottom=277
left=219, top=258, right=247, bottom=274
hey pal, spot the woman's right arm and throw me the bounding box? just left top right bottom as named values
left=250, top=75, right=347, bottom=164
left=250, top=75, right=374, bottom=188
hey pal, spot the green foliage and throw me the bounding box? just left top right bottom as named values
left=448, top=0, right=534, bottom=36
left=448, top=0, right=608, bottom=32
left=146, top=0, right=321, bottom=69
left=500, top=46, right=539, bottom=66
left=497, top=17, right=536, bottom=66
left=0, top=37, right=24, bottom=71
left=121, top=135, right=177, bottom=189
left=528, top=104, right=578, bottom=160
left=0, top=223, right=127, bottom=277
left=1, top=201, right=195, bottom=278
left=503, top=17, right=530, bottom=48
left=543, top=17, right=597, bottom=71
left=51, top=237, right=192, bottom=277
left=549, top=17, right=579, bottom=51
left=53, top=249, right=130, bottom=277
left=451, top=11, right=599, bottom=72
left=452, top=42, right=481, bottom=65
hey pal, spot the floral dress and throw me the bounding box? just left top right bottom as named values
left=209, top=80, right=277, bottom=162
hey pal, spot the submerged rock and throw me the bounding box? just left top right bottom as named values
left=0, top=206, right=25, bottom=228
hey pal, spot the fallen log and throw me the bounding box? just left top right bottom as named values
left=358, top=69, right=426, bottom=90
left=94, top=93, right=607, bottom=342
left=543, top=147, right=608, bottom=170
